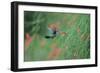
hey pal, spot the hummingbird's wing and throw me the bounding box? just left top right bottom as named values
left=47, top=28, right=54, bottom=36
left=45, top=28, right=55, bottom=39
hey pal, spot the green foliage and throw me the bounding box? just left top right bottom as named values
left=24, top=11, right=47, bottom=37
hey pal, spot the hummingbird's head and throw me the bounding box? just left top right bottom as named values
left=48, top=23, right=60, bottom=31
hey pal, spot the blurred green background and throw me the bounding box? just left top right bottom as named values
left=24, top=11, right=90, bottom=61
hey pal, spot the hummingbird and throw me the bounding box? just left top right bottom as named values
left=45, top=23, right=67, bottom=39
left=45, top=23, right=59, bottom=39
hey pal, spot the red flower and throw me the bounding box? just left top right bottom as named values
left=25, top=33, right=32, bottom=48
